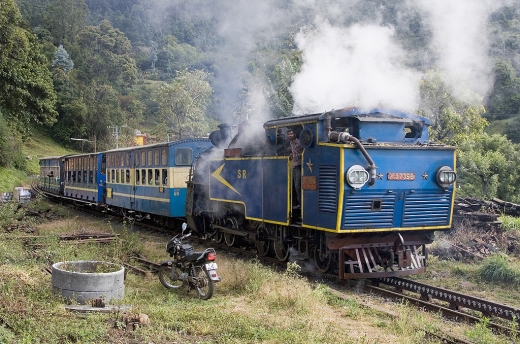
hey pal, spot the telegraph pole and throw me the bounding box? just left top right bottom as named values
left=108, top=125, right=127, bottom=149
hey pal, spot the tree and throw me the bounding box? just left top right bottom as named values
left=52, top=45, right=74, bottom=73
left=268, top=52, right=301, bottom=118
left=43, top=0, right=89, bottom=46
left=153, top=70, right=213, bottom=140
left=0, top=0, right=58, bottom=136
left=418, top=70, right=488, bottom=145
left=76, top=20, right=138, bottom=89
left=457, top=133, right=520, bottom=202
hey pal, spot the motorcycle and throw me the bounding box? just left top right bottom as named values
left=158, top=223, right=221, bottom=300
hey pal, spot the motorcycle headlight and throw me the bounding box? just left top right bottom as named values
left=346, top=165, right=369, bottom=190
left=436, top=166, right=456, bottom=189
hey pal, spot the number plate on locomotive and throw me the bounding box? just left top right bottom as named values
left=205, top=262, right=218, bottom=270
left=387, top=172, right=415, bottom=180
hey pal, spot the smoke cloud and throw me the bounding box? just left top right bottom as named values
left=290, top=20, right=421, bottom=114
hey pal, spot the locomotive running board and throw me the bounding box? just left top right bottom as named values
left=338, top=244, right=426, bottom=279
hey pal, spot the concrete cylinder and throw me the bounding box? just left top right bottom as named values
left=51, top=261, right=125, bottom=304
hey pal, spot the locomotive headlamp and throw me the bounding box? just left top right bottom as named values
left=346, top=165, right=369, bottom=189
left=436, top=166, right=456, bottom=189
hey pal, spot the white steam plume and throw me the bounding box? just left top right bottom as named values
left=416, top=0, right=498, bottom=99
left=290, top=20, right=421, bottom=115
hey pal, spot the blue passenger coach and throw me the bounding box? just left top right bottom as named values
left=39, top=156, right=65, bottom=195
left=63, top=152, right=106, bottom=203
left=104, top=139, right=212, bottom=221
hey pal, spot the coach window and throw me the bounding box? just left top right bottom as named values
left=126, top=153, right=130, bottom=167
left=161, top=148, right=167, bottom=166
left=115, top=169, right=120, bottom=184
left=112, top=169, right=116, bottom=183
left=141, top=151, right=146, bottom=167
left=78, top=171, right=82, bottom=184
left=135, top=152, right=139, bottom=167
left=175, top=148, right=192, bottom=166
left=154, top=150, right=160, bottom=166
left=146, top=169, right=152, bottom=185
left=154, top=169, right=160, bottom=186
left=101, top=155, right=106, bottom=174
left=135, top=170, right=140, bottom=185
left=126, top=169, right=130, bottom=183
left=147, top=151, right=153, bottom=167
left=141, top=169, right=146, bottom=184
left=89, top=171, right=94, bottom=184
left=162, top=169, right=168, bottom=186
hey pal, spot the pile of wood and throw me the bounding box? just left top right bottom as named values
left=432, top=198, right=520, bottom=260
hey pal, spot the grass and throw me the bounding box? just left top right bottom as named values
left=0, top=128, right=75, bottom=192
left=0, top=199, right=503, bottom=344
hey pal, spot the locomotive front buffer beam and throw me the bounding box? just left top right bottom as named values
left=335, top=233, right=429, bottom=279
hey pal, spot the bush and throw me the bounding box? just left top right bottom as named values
left=478, top=254, right=520, bottom=284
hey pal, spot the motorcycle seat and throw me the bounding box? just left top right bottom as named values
left=184, top=251, right=207, bottom=262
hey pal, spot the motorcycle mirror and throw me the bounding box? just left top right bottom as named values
left=181, top=222, right=187, bottom=234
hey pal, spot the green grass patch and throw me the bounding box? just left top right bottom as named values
left=478, top=254, right=520, bottom=285
left=499, top=214, right=520, bottom=232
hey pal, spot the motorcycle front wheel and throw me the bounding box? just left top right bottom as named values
left=193, top=268, right=214, bottom=300
left=158, top=265, right=184, bottom=289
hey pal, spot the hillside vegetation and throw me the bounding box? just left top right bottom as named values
left=4, top=0, right=520, bottom=201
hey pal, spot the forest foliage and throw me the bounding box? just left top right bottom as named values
left=3, top=0, right=520, bottom=201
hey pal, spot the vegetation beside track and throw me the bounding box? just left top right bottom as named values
left=0, top=198, right=516, bottom=343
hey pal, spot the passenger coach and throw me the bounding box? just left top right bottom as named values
left=104, top=139, right=212, bottom=222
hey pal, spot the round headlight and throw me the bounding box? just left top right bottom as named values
left=346, top=165, right=369, bottom=190
left=436, top=166, right=456, bottom=189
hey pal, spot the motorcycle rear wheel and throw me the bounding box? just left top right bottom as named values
left=158, top=265, right=184, bottom=289
left=193, top=269, right=214, bottom=300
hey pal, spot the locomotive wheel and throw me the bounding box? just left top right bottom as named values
left=273, top=226, right=289, bottom=261
left=224, top=232, right=236, bottom=246
left=314, top=234, right=332, bottom=273
left=223, top=217, right=239, bottom=247
left=215, top=231, right=224, bottom=243
left=273, top=242, right=289, bottom=261
left=255, top=240, right=270, bottom=257
left=255, top=223, right=271, bottom=256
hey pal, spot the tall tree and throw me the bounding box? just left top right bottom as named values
left=43, top=0, right=88, bottom=46
left=153, top=70, right=213, bottom=140
left=0, top=0, right=58, bottom=137
left=457, top=134, right=520, bottom=202
left=418, top=70, right=488, bottom=145
left=52, top=45, right=74, bottom=73
left=76, top=20, right=137, bottom=89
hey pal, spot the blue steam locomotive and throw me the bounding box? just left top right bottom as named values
left=186, top=107, right=457, bottom=278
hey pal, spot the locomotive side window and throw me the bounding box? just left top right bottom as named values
left=175, top=148, right=192, bottom=166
